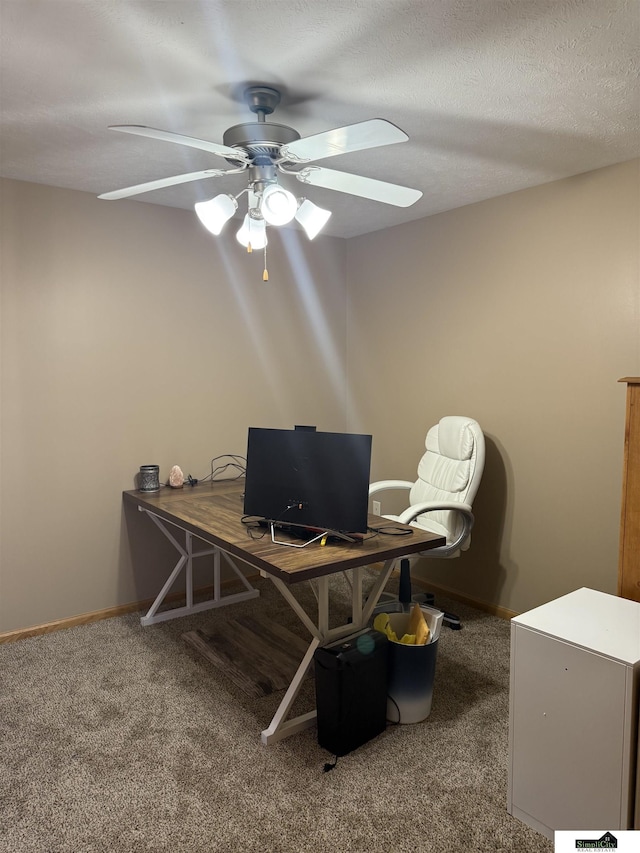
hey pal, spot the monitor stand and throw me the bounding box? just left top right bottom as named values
left=269, top=521, right=358, bottom=548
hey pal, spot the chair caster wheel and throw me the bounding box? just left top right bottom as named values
left=443, top=612, right=462, bottom=630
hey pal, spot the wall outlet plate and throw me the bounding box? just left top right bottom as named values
left=372, top=500, right=381, bottom=516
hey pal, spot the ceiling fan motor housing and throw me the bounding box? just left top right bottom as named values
left=223, top=122, right=300, bottom=154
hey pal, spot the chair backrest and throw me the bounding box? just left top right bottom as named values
left=409, top=416, right=485, bottom=549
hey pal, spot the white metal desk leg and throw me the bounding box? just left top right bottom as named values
left=269, top=576, right=321, bottom=639
left=138, top=508, right=259, bottom=626
left=261, top=636, right=321, bottom=745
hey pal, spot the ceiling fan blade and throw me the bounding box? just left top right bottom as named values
left=109, top=126, right=248, bottom=162
left=98, top=169, right=227, bottom=200
left=280, top=119, right=408, bottom=163
left=295, top=166, right=422, bottom=208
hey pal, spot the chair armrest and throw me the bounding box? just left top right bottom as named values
left=397, top=500, right=474, bottom=524
left=369, top=479, right=413, bottom=496
left=398, top=502, right=475, bottom=557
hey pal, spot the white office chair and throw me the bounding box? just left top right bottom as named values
left=369, top=416, right=485, bottom=628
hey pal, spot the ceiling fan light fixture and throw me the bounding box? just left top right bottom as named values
left=295, top=199, right=332, bottom=240
left=194, top=193, right=237, bottom=235
left=260, top=184, right=298, bottom=226
left=236, top=214, right=267, bottom=251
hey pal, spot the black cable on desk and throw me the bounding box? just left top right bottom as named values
left=367, top=525, right=414, bottom=536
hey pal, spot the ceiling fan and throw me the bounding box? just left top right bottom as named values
left=99, top=85, right=422, bottom=273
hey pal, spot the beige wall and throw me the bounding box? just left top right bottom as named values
left=1, top=160, right=638, bottom=633
left=346, top=159, right=640, bottom=614
left=0, top=179, right=348, bottom=633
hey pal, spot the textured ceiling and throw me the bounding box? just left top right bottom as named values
left=1, top=0, right=638, bottom=238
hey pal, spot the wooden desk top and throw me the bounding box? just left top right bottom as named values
left=123, top=480, right=445, bottom=584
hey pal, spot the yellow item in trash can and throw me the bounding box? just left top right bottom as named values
left=375, top=606, right=431, bottom=645
left=408, top=603, right=430, bottom=645
left=373, top=612, right=398, bottom=643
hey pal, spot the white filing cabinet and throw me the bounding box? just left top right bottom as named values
left=507, top=588, right=640, bottom=840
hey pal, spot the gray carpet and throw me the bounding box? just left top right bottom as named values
left=0, top=575, right=553, bottom=853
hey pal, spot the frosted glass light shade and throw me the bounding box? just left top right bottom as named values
left=295, top=199, right=332, bottom=240
left=236, top=214, right=267, bottom=250
left=260, top=184, right=298, bottom=226
left=194, top=194, right=237, bottom=235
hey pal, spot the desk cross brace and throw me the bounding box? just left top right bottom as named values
left=138, top=507, right=259, bottom=627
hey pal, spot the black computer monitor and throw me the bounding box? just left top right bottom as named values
left=243, top=427, right=372, bottom=534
